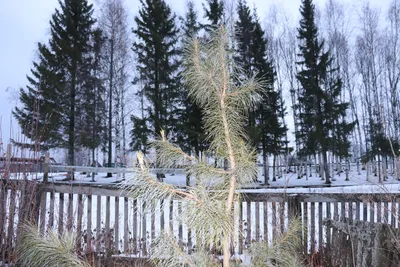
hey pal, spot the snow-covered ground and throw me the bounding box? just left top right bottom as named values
left=12, top=164, right=400, bottom=194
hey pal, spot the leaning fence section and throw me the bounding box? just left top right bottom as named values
left=0, top=180, right=399, bottom=265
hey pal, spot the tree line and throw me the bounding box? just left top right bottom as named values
left=16, top=0, right=400, bottom=184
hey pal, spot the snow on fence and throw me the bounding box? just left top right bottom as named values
left=0, top=179, right=399, bottom=265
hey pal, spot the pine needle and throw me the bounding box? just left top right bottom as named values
left=17, top=223, right=89, bottom=267
left=249, top=217, right=306, bottom=267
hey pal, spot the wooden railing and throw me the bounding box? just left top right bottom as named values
left=0, top=179, right=399, bottom=265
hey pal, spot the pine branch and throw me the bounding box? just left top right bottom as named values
left=17, top=223, right=89, bottom=267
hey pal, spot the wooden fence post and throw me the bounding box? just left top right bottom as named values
left=43, top=152, right=50, bottom=183
left=288, top=195, right=301, bottom=219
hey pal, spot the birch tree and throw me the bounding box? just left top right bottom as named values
left=98, top=0, right=131, bottom=175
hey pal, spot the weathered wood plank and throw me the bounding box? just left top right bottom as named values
left=169, top=199, right=173, bottom=233
left=142, top=200, right=147, bottom=256
left=132, top=199, right=137, bottom=254
left=239, top=201, right=243, bottom=254
left=66, top=193, right=73, bottom=230
left=391, top=200, right=396, bottom=227
left=310, top=202, right=315, bottom=253
left=246, top=201, right=251, bottom=245
left=39, top=190, right=46, bottom=233
left=115, top=196, right=119, bottom=252
left=255, top=202, right=260, bottom=242
left=160, top=199, right=165, bottom=231
left=303, top=201, right=308, bottom=256
left=363, top=201, right=368, bottom=221
left=124, top=197, right=128, bottom=252
left=377, top=201, right=382, bottom=223
left=348, top=202, right=353, bottom=223
left=76, top=194, right=83, bottom=250
left=178, top=201, right=183, bottom=248
left=356, top=202, right=360, bottom=221
left=7, top=189, right=16, bottom=254
left=370, top=202, right=375, bottom=223
left=263, top=202, right=268, bottom=243
left=384, top=201, right=389, bottom=224
left=87, top=194, right=92, bottom=252
left=96, top=195, right=101, bottom=252
left=151, top=201, right=155, bottom=241
left=48, top=191, right=55, bottom=228
left=326, top=202, right=331, bottom=250
left=279, top=202, right=285, bottom=234
left=105, top=196, right=111, bottom=251
left=340, top=201, right=345, bottom=222
left=318, top=202, right=323, bottom=252
left=272, top=202, right=277, bottom=241
left=58, top=193, right=64, bottom=235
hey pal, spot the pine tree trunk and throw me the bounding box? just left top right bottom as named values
left=319, top=153, right=324, bottom=180
left=92, top=148, right=96, bottom=182
left=378, top=156, right=382, bottom=183
left=383, top=156, right=388, bottom=181
left=345, top=158, right=350, bottom=181
left=272, top=155, right=276, bottom=182
left=323, top=152, right=330, bottom=184
left=67, top=61, right=77, bottom=180
left=263, top=152, right=269, bottom=185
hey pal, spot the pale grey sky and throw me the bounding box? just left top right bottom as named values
left=0, top=0, right=391, bottom=151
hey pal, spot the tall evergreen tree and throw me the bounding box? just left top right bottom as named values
left=296, top=0, right=354, bottom=184
left=14, top=0, right=96, bottom=167
left=131, top=0, right=180, bottom=156
left=76, top=29, right=106, bottom=166
left=202, top=0, right=224, bottom=31
left=13, top=43, right=64, bottom=150
left=235, top=2, right=287, bottom=184
left=252, top=10, right=287, bottom=183
left=178, top=1, right=205, bottom=156
left=234, top=0, right=258, bottom=148
left=235, top=0, right=253, bottom=73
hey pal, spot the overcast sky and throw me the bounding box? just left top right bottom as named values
left=0, top=0, right=391, bottom=151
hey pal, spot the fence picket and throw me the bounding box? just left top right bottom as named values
left=49, top=191, right=54, bottom=228
left=263, top=201, right=268, bottom=244
left=124, top=197, right=128, bottom=252
left=58, top=193, right=64, bottom=235
left=77, top=194, right=83, bottom=249
left=255, top=202, right=260, bottom=242
left=96, top=195, right=101, bottom=252
left=246, top=201, right=251, bottom=245
left=87, top=194, right=92, bottom=252
left=132, top=199, right=137, bottom=254
left=115, top=196, right=119, bottom=252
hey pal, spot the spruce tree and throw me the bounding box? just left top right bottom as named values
left=234, top=0, right=259, bottom=158
left=235, top=2, right=287, bottom=184
left=131, top=0, right=180, bottom=157
left=235, top=0, right=253, bottom=76
left=76, top=29, right=106, bottom=166
left=13, top=43, right=64, bottom=150
left=14, top=0, right=96, bottom=166
left=296, top=0, right=354, bottom=184
left=178, top=1, right=205, bottom=156
left=203, top=0, right=224, bottom=31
